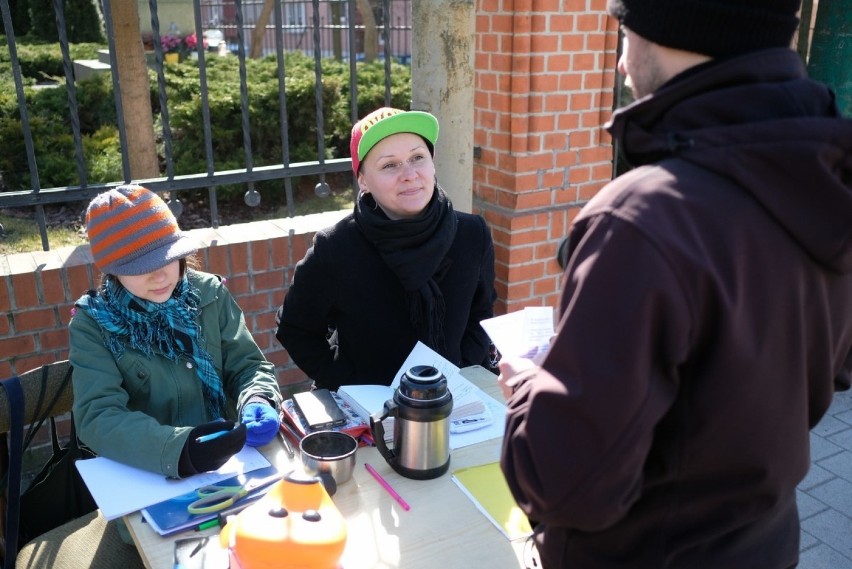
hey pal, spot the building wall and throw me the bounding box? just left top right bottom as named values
left=0, top=3, right=619, bottom=391
left=473, top=0, right=619, bottom=314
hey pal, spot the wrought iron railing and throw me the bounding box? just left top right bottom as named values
left=0, top=0, right=410, bottom=250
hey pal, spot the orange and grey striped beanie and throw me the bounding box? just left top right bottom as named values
left=85, top=185, right=197, bottom=276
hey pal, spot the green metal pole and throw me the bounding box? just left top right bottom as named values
left=807, top=0, right=852, bottom=117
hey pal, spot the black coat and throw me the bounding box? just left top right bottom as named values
left=276, top=210, right=496, bottom=390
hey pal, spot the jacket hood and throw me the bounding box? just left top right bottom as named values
left=608, top=49, right=852, bottom=273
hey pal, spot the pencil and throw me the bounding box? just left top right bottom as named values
left=195, top=425, right=236, bottom=443
left=365, top=463, right=410, bottom=511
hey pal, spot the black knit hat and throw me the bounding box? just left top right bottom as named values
left=607, top=0, right=801, bottom=59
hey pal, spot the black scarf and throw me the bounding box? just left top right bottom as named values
left=354, top=185, right=458, bottom=353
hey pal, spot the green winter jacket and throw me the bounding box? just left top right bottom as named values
left=69, top=270, right=282, bottom=478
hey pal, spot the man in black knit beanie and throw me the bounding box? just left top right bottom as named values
left=499, top=1, right=852, bottom=567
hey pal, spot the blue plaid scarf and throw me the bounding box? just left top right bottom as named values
left=75, top=272, right=227, bottom=419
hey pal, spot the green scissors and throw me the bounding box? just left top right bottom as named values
left=187, top=474, right=282, bottom=516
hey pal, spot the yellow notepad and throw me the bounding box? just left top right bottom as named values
left=451, top=462, right=532, bottom=541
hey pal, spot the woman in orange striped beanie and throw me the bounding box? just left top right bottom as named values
left=69, top=184, right=282, bottom=479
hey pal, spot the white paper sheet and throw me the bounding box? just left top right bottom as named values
left=76, top=445, right=271, bottom=520
left=480, top=306, right=555, bottom=360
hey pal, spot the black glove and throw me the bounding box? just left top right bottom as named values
left=178, top=420, right=247, bottom=477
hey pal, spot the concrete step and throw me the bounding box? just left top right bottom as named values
left=72, top=59, right=110, bottom=82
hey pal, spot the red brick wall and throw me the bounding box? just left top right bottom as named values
left=473, top=0, right=619, bottom=314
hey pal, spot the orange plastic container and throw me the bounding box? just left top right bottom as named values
left=219, top=472, right=347, bottom=569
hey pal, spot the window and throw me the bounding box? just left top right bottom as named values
left=285, top=1, right=307, bottom=33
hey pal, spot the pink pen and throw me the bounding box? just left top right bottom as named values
left=365, top=463, right=410, bottom=511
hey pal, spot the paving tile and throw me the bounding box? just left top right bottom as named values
left=799, top=464, right=837, bottom=491
left=838, top=409, right=852, bottom=426
left=828, top=428, right=852, bottom=452
left=799, top=530, right=820, bottom=552
left=800, top=509, right=852, bottom=559
left=813, top=414, right=851, bottom=437
left=817, top=452, right=852, bottom=482
left=829, top=391, right=852, bottom=415
left=797, top=543, right=852, bottom=569
left=797, top=489, right=830, bottom=520
left=810, top=433, right=844, bottom=461
left=796, top=389, right=852, bottom=566
left=807, top=477, right=852, bottom=518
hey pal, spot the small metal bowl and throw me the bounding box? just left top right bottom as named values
left=300, top=431, right=358, bottom=488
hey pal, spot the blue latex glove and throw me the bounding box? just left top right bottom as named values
left=240, top=402, right=280, bottom=447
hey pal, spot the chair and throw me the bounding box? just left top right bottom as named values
left=0, top=361, right=144, bottom=569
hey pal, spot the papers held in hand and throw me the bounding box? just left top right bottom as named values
left=480, top=306, right=555, bottom=362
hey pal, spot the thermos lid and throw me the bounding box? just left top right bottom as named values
left=398, top=365, right=450, bottom=403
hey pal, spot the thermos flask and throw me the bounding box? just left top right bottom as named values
left=370, top=365, right=453, bottom=480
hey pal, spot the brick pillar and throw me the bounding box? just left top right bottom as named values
left=473, top=0, right=619, bottom=314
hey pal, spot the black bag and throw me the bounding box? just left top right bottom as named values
left=18, top=414, right=97, bottom=545
left=1, top=364, right=97, bottom=560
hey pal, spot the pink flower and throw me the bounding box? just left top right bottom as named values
left=161, top=34, right=182, bottom=53
left=183, top=33, right=208, bottom=51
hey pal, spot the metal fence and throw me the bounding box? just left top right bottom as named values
left=0, top=0, right=410, bottom=250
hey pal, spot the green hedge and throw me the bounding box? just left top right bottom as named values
left=2, top=0, right=103, bottom=43
left=0, top=42, right=412, bottom=204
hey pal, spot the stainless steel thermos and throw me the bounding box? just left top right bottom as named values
left=370, top=365, right=453, bottom=480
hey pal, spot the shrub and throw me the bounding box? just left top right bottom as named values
left=0, top=42, right=412, bottom=203
left=0, top=0, right=31, bottom=37
left=27, top=0, right=104, bottom=44
left=83, top=125, right=122, bottom=182
left=0, top=67, right=116, bottom=190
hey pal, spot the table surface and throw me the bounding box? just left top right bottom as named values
left=124, top=366, right=527, bottom=569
